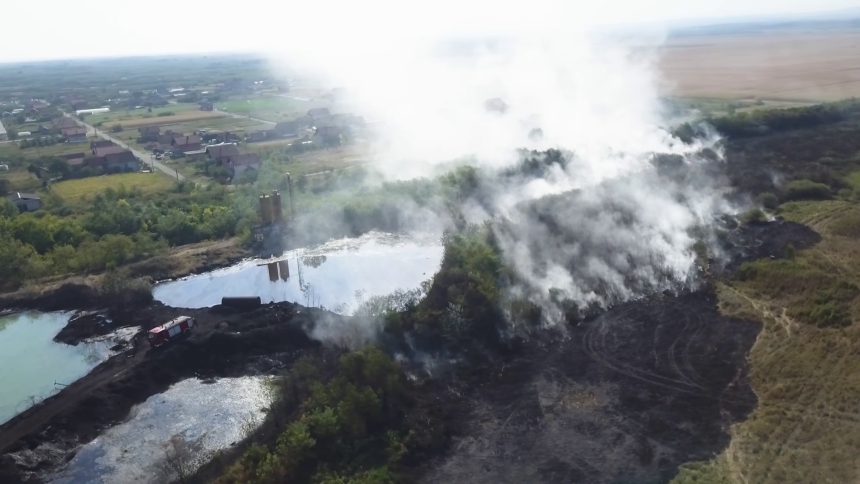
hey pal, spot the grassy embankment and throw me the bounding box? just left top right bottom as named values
left=672, top=105, right=860, bottom=483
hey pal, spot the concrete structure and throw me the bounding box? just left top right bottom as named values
left=0, top=121, right=6, bottom=141
left=5, top=192, right=42, bottom=212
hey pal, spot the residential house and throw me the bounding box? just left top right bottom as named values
left=5, top=192, right=42, bottom=212
left=84, top=149, right=138, bottom=173
left=199, top=101, right=214, bottom=111
left=104, top=150, right=139, bottom=172
left=52, top=117, right=78, bottom=130
left=138, top=126, right=161, bottom=142
left=274, top=120, right=300, bottom=137
left=90, top=139, right=115, bottom=150
left=35, top=125, right=51, bottom=135
left=93, top=145, right=127, bottom=157
left=205, top=143, right=240, bottom=162
left=185, top=149, right=207, bottom=161
left=61, top=127, right=88, bottom=143
left=246, top=130, right=268, bottom=143
left=315, top=125, right=341, bottom=138
left=0, top=122, right=6, bottom=141
left=171, top=135, right=202, bottom=153
left=155, top=130, right=184, bottom=151
left=223, top=153, right=261, bottom=177
left=27, top=101, right=49, bottom=111
left=70, top=100, right=88, bottom=110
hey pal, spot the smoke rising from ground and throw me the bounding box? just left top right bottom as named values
left=269, top=11, right=734, bottom=324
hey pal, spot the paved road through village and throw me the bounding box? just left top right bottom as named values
left=68, top=114, right=186, bottom=182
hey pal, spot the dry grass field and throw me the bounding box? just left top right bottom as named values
left=106, top=110, right=226, bottom=128
left=50, top=172, right=173, bottom=201
left=672, top=199, right=860, bottom=484
left=660, top=29, right=860, bottom=102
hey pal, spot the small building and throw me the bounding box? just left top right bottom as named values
left=246, top=130, right=268, bottom=142
left=185, top=149, right=207, bottom=161
left=224, top=153, right=261, bottom=177
left=90, top=139, right=114, bottom=150
left=138, top=126, right=160, bottom=141
left=35, top=125, right=51, bottom=135
left=62, top=127, right=88, bottom=143
left=199, top=101, right=214, bottom=111
left=70, top=100, right=88, bottom=110
left=52, top=117, right=78, bottom=129
left=205, top=143, right=240, bottom=162
left=93, top=145, right=126, bottom=157
left=274, top=120, right=300, bottom=137
left=105, top=150, right=139, bottom=172
left=5, top=192, right=42, bottom=212
left=314, top=125, right=341, bottom=138
left=172, top=135, right=202, bottom=153
left=17, top=131, right=32, bottom=137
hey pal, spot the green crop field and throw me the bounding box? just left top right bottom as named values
left=217, top=95, right=334, bottom=122
left=50, top=172, right=174, bottom=201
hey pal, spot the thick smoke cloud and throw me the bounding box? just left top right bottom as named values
left=268, top=10, right=732, bottom=324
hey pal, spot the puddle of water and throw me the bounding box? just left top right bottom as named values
left=0, top=312, right=123, bottom=425
left=52, top=377, right=269, bottom=484
left=154, top=231, right=443, bottom=311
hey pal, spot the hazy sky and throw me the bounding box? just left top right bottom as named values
left=1, top=0, right=857, bottom=63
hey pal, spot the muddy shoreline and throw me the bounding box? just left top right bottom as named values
left=0, top=301, right=331, bottom=483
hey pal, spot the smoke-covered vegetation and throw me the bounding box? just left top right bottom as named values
left=218, top=348, right=447, bottom=484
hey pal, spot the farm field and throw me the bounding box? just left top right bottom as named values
left=660, top=29, right=860, bottom=102
left=92, top=110, right=225, bottom=129
left=85, top=104, right=199, bottom=125
left=216, top=95, right=345, bottom=122
left=50, top=172, right=174, bottom=201
left=0, top=168, right=41, bottom=192
left=0, top=140, right=90, bottom=159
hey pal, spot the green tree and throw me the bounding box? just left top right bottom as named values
left=0, top=234, right=39, bottom=288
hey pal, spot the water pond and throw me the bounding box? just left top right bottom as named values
left=52, top=377, right=270, bottom=484
left=154, top=231, right=443, bottom=311
left=0, top=312, right=128, bottom=425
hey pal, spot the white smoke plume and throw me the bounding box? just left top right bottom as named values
left=266, top=3, right=733, bottom=324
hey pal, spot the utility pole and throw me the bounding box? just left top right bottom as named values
left=286, top=173, right=295, bottom=218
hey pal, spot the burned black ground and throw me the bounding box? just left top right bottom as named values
left=417, top=289, right=759, bottom=484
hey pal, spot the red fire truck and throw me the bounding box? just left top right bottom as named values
left=147, top=316, right=197, bottom=347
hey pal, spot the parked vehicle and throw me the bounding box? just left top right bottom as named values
left=147, top=316, right=197, bottom=347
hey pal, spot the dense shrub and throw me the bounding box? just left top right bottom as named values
left=218, top=348, right=445, bottom=484
left=757, top=192, right=779, bottom=209
left=784, top=179, right=832, bottom=201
